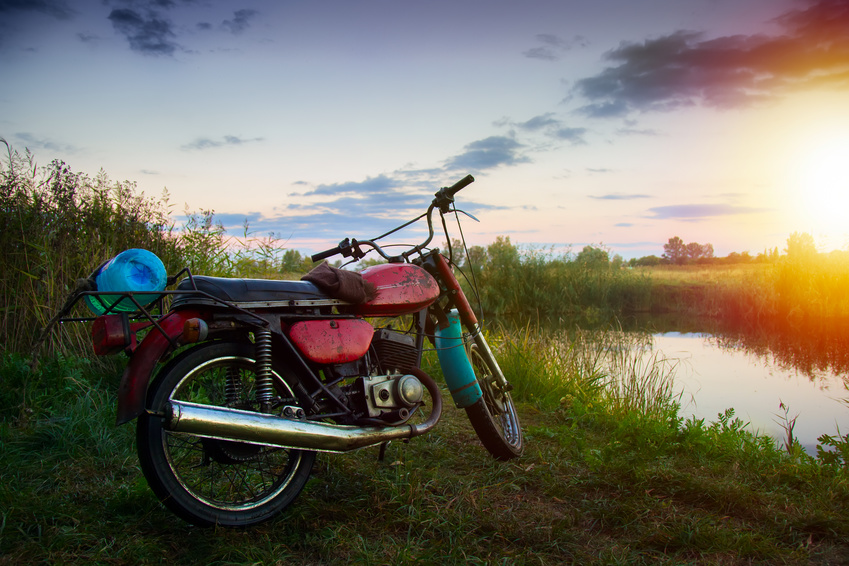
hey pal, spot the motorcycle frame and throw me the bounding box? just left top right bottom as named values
left=111, top=248, right=491, bottom=428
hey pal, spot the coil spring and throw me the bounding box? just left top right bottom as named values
left=254, top=330, right=274, bottom=408
left=224, top=367, right=243, bottom=405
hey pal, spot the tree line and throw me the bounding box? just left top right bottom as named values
left=627, top=233, right=829, bottom=267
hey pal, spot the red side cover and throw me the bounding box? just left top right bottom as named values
left=353, top=263, right=440, bottom=316
left=289, top=319, right=374, bottom=364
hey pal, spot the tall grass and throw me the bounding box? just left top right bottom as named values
left=485, top=322, right=680, bottom=419
left=0, top=142, right=312, bottom=358
left=0, top=141, right=184, bottom=356
left=462, top=237, right=652, bottom=320
left=644, top=254, right=849, bottom=326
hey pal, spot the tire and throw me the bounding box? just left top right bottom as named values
left=137, top=341, right=316, bottom=527
left=464, top=338, right=524, bottom=460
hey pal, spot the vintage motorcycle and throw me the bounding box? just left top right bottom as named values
left=52, top=174, right=523, bottom=526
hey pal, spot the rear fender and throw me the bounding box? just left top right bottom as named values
left=116, top=309, right=201, bottom=425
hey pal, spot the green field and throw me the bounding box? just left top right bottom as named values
left=2, top=331, right=849, bottom=565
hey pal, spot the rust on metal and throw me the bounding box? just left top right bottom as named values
left=433, top=253, right=478, bottom=326
left=354, top=263, right=440, bottom=316
left=288, top=318, right=374, bottom=364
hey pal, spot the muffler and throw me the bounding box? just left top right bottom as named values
left=163, top=368, right=442, bottom=453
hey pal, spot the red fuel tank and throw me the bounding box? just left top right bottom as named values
left=288, top=319, right=373, bottom=364
left=353, top=263, right=440, bottom=316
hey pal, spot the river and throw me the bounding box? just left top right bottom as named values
left=647, top=325, right=849, bottom=454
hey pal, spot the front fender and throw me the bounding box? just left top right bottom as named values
left=116, top=309, right=201, bottom=425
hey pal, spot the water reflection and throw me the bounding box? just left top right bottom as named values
left=710, top=322, right=849, bottom=384
left=651, top=332, right=848, bottom=454
left=621, top=314, right=849, bottom=383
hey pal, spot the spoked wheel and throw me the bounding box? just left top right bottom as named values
left=137, top=341, right=316, bottom=527
left=464, top=338, right=524, bottom=461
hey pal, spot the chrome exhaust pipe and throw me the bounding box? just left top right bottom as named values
left=163, top=368, right=442, bottom=453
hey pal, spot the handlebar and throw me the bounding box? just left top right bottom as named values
left=311, top=238, right=350, bottom=262
left=437, top=174, right=474, bottom=199
left=310, top=175, right=475, bottom=263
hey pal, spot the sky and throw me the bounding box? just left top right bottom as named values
left=2, top=0, right=849, bottom=260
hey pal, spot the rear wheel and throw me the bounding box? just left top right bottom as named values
left=464, top=338, right=524, bottom=460
left=137, top=341, right=316, bottom=527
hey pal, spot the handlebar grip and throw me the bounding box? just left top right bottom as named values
left=442, top=174, right=474, bottom=197
left=311, top=245, right=342, bottom=263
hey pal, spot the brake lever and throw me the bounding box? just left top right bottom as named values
left=452, top=208, right=480, bottom=223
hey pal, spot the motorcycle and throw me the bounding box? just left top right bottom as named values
left=49, top=174, right=523, bottom=527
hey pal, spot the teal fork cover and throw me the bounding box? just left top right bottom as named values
left=434, top=310, right=482, bottom=408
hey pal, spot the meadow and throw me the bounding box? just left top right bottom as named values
left=2, top=145, right=848, bottom=563
left=2, top=330, right=848, bottom=564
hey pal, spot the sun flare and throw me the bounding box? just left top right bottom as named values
left=791, top=131, right=849, bottom=247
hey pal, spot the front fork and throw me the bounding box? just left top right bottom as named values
left=468, top=323, right=511, bottom=391
left=433, top=310, right=511, bottom=408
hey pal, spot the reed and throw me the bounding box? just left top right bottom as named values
left=0, top=142, right=183, bottom=356
left=483, top=322, right=680, bottom=419
left=0, top=142, right=312, bottom=358
left=463, top=237, right=652, bottom=320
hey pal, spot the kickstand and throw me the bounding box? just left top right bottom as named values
left=378, top=441, right=390, bottom=462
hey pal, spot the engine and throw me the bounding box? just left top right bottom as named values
left=332, top=328, right=425, bottom=424
left=370, top=327, right=419, bottom=373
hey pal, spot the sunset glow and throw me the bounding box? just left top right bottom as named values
left=3, top=0, right=849, bottom=259
left=798, top=136, right=849, bottom=229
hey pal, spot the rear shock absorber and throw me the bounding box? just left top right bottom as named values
left=224, top=367, right=243, bottom=405
left=254, top=329, right=274, bottom=411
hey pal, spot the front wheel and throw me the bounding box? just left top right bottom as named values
left=464, top=339, right=524, bottom=460
left=136, top=341, right=316, bottom=527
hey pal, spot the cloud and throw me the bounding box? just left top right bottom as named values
left=444, top=135, right=530, bottom=171
left=303, top=175, right=398, bottom=197
left=523, top=33, right=588, bottom=61
left=590, top=193, right=650, bottom=200
left=500, top=113, right=588, bottom=145
left=572, top=0, right=849, bottom=116
left=222, top=9, right=258, bottom=34
left=181, top=135, right=264, bottom=150
left=576, top=100, right=630, bottom=118
left=261, top=170, right=511, bottom=243
left=552, top=127, right=587, bottom=144
left=517, top=113, right=560, bottom=131
left=77, top=33, right=101, bottom=44
left=108, top=8, right=179, bottom=56
left=616, top=126, right=659, bottom=136
left=647, top=203, right=765, bottom=220
left=0, top=0, right=75, bottom=20
left=14, top=132, right=78, bottom=154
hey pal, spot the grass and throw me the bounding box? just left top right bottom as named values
left=636, top=263, right=768, bottom=286
left=638, top=257, right=849, bottom=326
left=2, top=328, right=848, bottom=565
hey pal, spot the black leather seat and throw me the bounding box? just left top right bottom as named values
left=170, top=276, right=329, bottom=308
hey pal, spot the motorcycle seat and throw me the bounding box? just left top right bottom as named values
left=171, top=275, right=336, bottom=308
